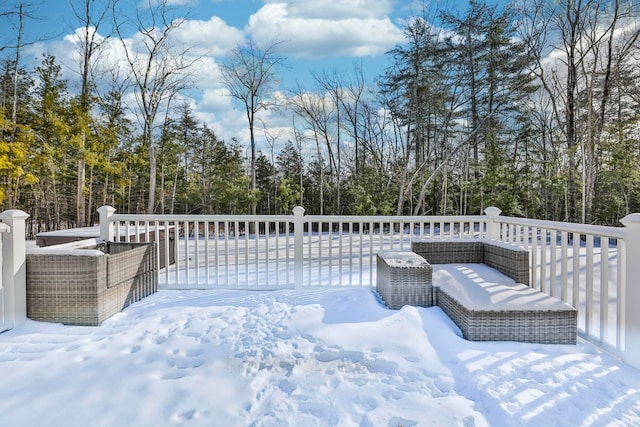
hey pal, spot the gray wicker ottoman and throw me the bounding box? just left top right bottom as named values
left=376, top=250, right=433, bottom=309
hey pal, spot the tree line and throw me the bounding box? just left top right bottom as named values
left=1, top=0, right=639, bottom=238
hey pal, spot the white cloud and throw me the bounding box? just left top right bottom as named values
left=273, top=0, right=394, bottom=20
left=246, top=2, right=404, bottom=59
left=63, top=26, right=106, bottom=46
left=192, top=88, right=297, bottom=152
left=173, top=16, right=244, bottom=56
left=191, top=107, right=242, bottom=144
left=23, top=1, right=402, bottom=152
left=26, top=27, right=113, bottom=85
left=198, top=87, right=233, bottom=111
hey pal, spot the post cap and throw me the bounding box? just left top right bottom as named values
left=97, top=206, right=116, bottom=215
left=0, top=209, right=29, bottom=221
left=484, top=207, right=502, bottom=216
left=620, top=213, right=640, bottom=226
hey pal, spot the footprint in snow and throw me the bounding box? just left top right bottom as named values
left=278, top=379, right=296, bottom=395
left=301, top=333, right=317, bottom=343
left=159, top=370, right=186, bottom=380
left=152, top=336, right=168, bottom=345
left=124, top=345, right=141, bottom=354
left=167, top=356, right=204, bottom=369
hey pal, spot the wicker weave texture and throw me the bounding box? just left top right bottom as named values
left=104, top=242, right=156, bottom=288
left=411, top=239, right=529, bottom=285
left=26, top=242, right=157, bottom=326
left=436, top=288, right=577, bottom=344
left=411, top=240, right=484, bottom=264
left=483, top=243, right=530, bottom=286
left=376, top=251, right=433, bottom=309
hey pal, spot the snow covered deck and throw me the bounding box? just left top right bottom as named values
left=1, top=287, right=639, bottom=426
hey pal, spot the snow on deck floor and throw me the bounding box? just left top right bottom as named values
left=0, top=288, right=638, bottom=426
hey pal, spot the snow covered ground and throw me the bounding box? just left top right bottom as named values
left=0, top=287, right=639, bottom=426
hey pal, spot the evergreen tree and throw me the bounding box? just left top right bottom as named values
left=255, top=152, right=276, bottom=214
left=208, top=140, right=253, bottom=214
left=441, top=1, right=536, bottom=214
left=29, top=54, right=73, bottom=229
left=275, top=141, right=304, bottom=213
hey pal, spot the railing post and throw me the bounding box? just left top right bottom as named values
left=620, top=213, right=640, bottom=369
left=484, top=206, right=502, bottom=240
left=293, top=206, right=305, bottom=289
left=0, top=209, right=29, bottom=329
left=98, top=205, right=116, bottom=242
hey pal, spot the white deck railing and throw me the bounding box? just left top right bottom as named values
left=494, top=214, right=626, bottom=355
left=97, top=205, right=640, bottom=369
left=98, top=206, right=491, bottom=290
left=0, top=209, right=29, bottom=333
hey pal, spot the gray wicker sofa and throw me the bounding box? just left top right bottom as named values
left=376, top=238, right=577, bottom=344
left=26, top=239, right=157, bottom=326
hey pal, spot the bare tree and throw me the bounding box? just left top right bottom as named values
left=522, top=0, right=640, bottom=222
left=339, top=63, right=366, bottom=173
left=220, top=39, right=286, bottom=215
left=70, top=0, right=112, bottom=226
left=289, top=84, right=337, bottom=215
left=113, top=0, right=196, bottom=213
left=579, top=0, right=640, bottom=223
left=260, top=118, right=285, bottom=214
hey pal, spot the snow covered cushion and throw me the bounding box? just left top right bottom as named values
left=433, top=264, right=574, bottom=312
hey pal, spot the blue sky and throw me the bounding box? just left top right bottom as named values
left=10, top=0, right=450, bottom=150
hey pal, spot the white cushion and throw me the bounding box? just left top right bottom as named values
left=433, top=264, right=574, bottom=312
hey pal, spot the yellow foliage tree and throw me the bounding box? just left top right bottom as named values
left=0, top=109, right=38, bottom=207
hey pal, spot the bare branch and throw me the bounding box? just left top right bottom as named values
left=220, top=38, right=287, bottom=213
left=112, top=0, right=199, bottom=213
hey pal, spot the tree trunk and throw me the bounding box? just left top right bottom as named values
left=6, top=1, right=25, bottom=208
left=148, top=143, right=156, bottom=214
left=76, top=133, right=86, bottom=227
left=249, top=108, right=257, bottom=215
